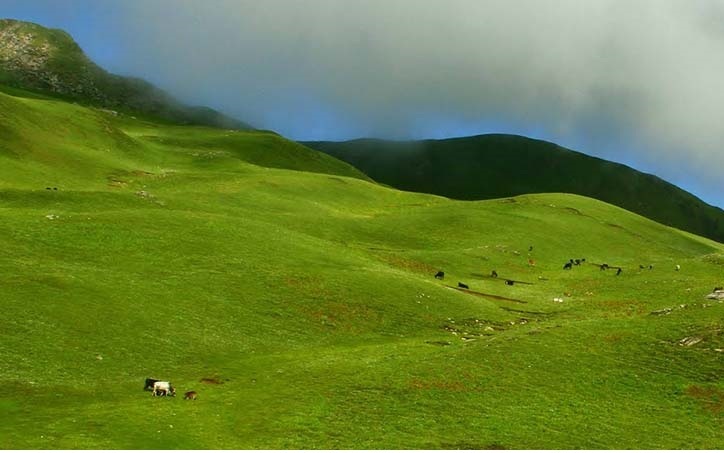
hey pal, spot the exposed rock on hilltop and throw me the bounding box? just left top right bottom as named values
left=0, top=19, right=251, bottom=130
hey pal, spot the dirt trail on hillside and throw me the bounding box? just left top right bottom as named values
left=445, top=285, right=528, bottom=304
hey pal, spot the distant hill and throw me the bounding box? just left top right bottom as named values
left=304, top=134, right=724, bottom=243
left=0, top=18, right=251, bottom=130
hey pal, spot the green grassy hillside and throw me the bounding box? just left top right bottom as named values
left=0, top=19, right=251, bottom=130
left=304, top=135, right=724, bottom=243
left=1, top=88, right=722, bottom=449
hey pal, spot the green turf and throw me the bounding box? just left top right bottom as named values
left=0, top=87, right=722, bottom=449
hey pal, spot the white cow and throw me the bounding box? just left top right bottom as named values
left=152, top=381, right=175, bottom=397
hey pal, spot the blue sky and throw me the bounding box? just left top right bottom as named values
left=2, top=0, right=723, bottom=208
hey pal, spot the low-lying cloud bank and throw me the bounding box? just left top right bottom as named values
left=16, top=0, right=724, bottom=206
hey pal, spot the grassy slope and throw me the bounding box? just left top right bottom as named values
left=304, top=136, right=724, bottom=243
left=0, top=89, right=722, bottom=449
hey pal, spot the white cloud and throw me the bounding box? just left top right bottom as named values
left=100, top=0, right=724, bottom=205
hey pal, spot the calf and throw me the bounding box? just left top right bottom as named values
left=184, top=391, right=198, bottom=400
left=458, top=282, right=469, bottom=289
left=563, top=262, right=572, bottom=270
left=434, top=271, right=445, bottom=280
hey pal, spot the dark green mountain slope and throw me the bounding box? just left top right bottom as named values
left=305, top=134, right=724, bottom=243
left=0, top=18, right=251, bottom=130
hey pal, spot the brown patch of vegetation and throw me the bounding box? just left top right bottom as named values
left=436, top=442, right=507, bottom=450
left=603, top=333, right=624, bottom=343
left=200, top=377, right=225, bottom=385
left=377, top=254, right=437, bottom=275
left=597, top=299, right=647, bottom=316
left=284, top=276, right=333, bottom=299
left=304, top=301, right=382, bottom=333
left=685, top=385, right=724, bottom=414
left=409, top=378, right=469, bottom=392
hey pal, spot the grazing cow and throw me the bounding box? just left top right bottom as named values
left=144, top=378, right=160, bottom=391
left=639, top=265, right=645, bottom=270
left=505, top=279, right=514, bottom=286
left=152, top=381, right=176, bottom=397
left=53, top=187, right=58, bottom=191
left=184, top=391, right=198, bottom=400
left=649, top=265, right=653, bottom=270
left=434, top=271, right=445, bottom=280
left=45, top=187, right=51, bottom=190
left=600, top=264, right=609, bottom=271
left=616, top=268, right=622, bottom=276
left=491, top=270, right=498, bottom=278
left=529, top=245, right=533, bottom=252
left=458, top=282, right=469, bottom=289
left=563, top=262, right=572, bottom=270
left=581, top=258, right=586, bottom=262
left=574, top=259, right=581, bottom=266
left=675, top=264, right=681, bottom=271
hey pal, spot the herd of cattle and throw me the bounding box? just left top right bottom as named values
left=433, top=247, right=685, bottom=290
left=144, top=378, right=197, bottom=400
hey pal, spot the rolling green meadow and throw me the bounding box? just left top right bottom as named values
left=1, top=86, right=723, bottom=449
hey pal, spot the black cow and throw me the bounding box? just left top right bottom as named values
left=491, top=270, right=498, bottom=278
left=45, top=187, right=51, bottom=190
left=53, top=187, right=58, bottom=191
left=574, top=259, right=581, bottom=266
left=600, top=264, right=609, bottom=271
left=434, top=271, right=445, bottom=280
left=505, top=280, right=514, bottom=286
left=616, top=268, right=622, bottom=276
left=458, top=282, right=469, bottom=289
left=144, top=378, right=160, bottom=391
left=529, top=245, right=533, bottom=252
left=639, top=265, right=645, bottom=270
left=563, top=262, right=572, bottom=270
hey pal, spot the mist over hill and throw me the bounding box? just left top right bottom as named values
left=0, top=19, right=251, bottom=130
left=305, top=135, right=724, bottom=243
